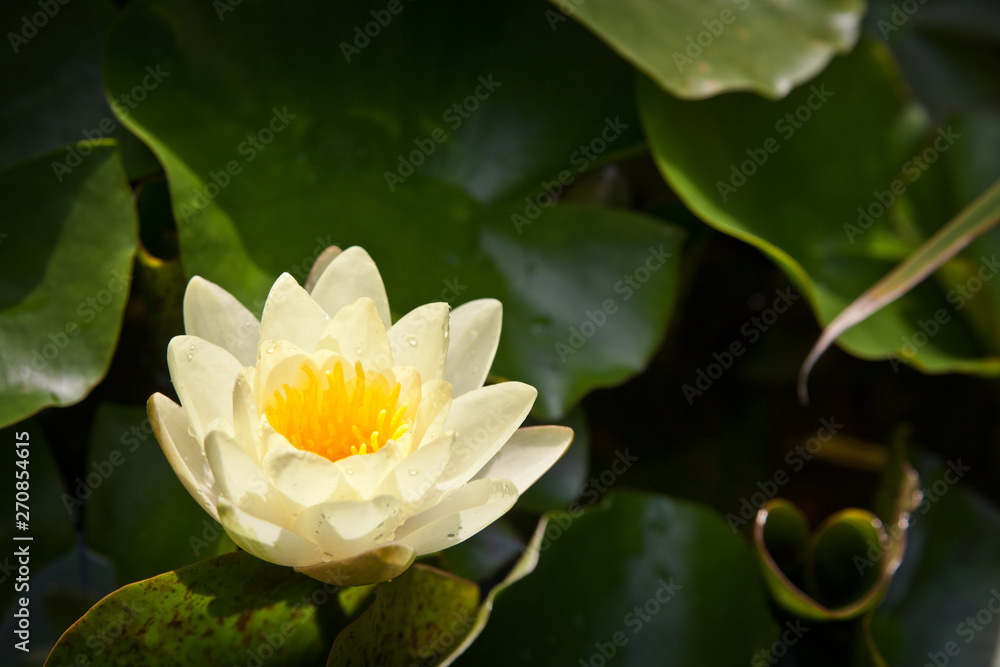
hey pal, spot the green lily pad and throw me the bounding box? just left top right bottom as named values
left=0, top=144, right=138, bottom=428
left=84, top=403, right=235, bottom=586
left=869, top=455, right=1000, bottom=666
left=552, top=0, right=864, bottom=99
left=45, top=551, right=350, bottom=667
left=104, top=0, right=684, bottom=420
left=0, top=0, right=158, bottom=177
left=328, top=564, right=480, bottom=666
left=458, top=490, right=778, bottom=665
left=639, top=37, right=1000, bottom=377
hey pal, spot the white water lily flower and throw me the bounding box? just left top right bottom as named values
left=148, top=246, right=572, bottom=585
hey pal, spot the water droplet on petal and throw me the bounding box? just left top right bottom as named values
left=266, top=344, right=276, bottom=354
left=186, top=427, right=196, bottom=437
left=321, top=552, right=335, bottom=562
left=407, top=468, right=419, bottom=476
left=446, top=533, right=456, bottom=539
left=355, top=346, right=364, bottom=356
left=407, top=336, right=418, bottom=347
left=187, top=354, right=193, bottom=361
left=345, top=468, right=354, bottom=475
left=189, top=344, right=196, bottom=351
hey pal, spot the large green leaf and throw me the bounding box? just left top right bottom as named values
left=640, top=37, right=1000, bottom=378
left=553, top=0, right=864, bottom=99
left=0, top=145, right=138, bottom=427
left=104, top=0, right=684, bottom=419
left=0, top=0, right=158, bottom=177
left=457, top=490, right=778, bottom=665
left=45, top=551, right=351, bottom=667
left=84, top=403, right=235, bottom=586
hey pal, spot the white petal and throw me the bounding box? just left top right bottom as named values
left=395, top=478, right=518, bottom=556
left=182, top=276, right=260, bottom=366
left=167, top=335, right=243, bottom=443
left=388, top=303, right=450, bottom=382
left=293, top=543, right=414, bottom=586
left=262, top=445, right=357, bottom=508
left=315, top=297, right=393, bottom=370
left=436, top=381, right=537, bottom=490
left=147, top=393, right=219, bottom=521
left=232, top=368, right=264, bottom=463
left=253, top=340, right=334, bottom=414
left=446, top=299, right=502, bottom=396
left=205, top=428, right=289, bottom=526
left=334, top=440, right=403, bottom=499
left=309, top=246, right=391, bottom=329
left=259, top=273, right=330, bottom=352
left=410, top=379, right=451, bottom=449
left=389, top=365, right=424, bottom=427
left=218, top=497, right=323, bottom=567
left=471, top=426, right=574, bottom=494
left=293, top=496, right=402, bottom=561
left=375, top=432, right=454, bottom=508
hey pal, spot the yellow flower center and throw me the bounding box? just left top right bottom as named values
left=265, top=360, right=410, bottom=463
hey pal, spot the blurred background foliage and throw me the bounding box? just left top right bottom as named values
left=1, top=0, right=999, bottom=664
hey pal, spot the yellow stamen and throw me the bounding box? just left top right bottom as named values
left=265, top=360, right=410, bottom=462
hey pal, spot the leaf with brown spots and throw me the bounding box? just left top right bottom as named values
left=45, top=551, right=357, bottom=667
left=327, top=565, right=479, bottom=667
